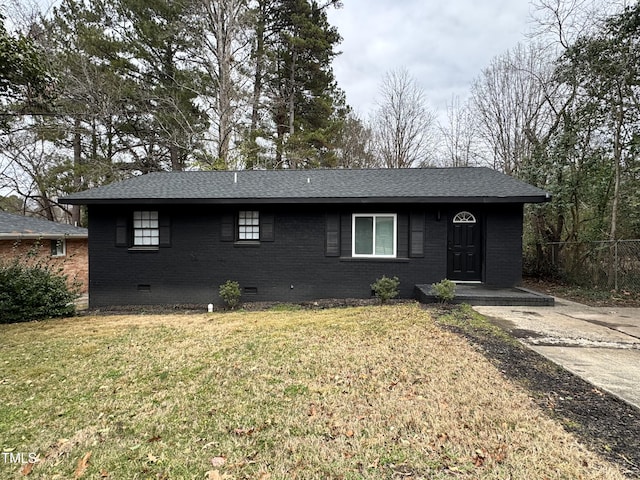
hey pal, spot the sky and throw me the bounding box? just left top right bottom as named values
left=326, top=0, right=533, bottom=120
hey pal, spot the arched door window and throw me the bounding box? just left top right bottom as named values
left=452, top=211, right=476, bottom=224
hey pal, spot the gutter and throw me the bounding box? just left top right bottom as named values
left=59, top=195, right=552, bottom=206
left=0, top=233, right=88, bottom=240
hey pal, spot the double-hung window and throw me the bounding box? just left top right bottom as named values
left=51, top=239, right=66, bottom=257
left=133, top=211, right=159, bottom=246
left=238, top=211, right=260, bottom=240
left=352, top=214, right=397, bottom=258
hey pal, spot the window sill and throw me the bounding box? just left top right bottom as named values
left=234, top=241, right=261, bottom=247
left=128, top=246, right=160, bottom=252
left=339, top=257, right=410, bottom=263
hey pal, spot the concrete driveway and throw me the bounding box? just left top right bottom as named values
left=474, top=298, right=640, bottom=410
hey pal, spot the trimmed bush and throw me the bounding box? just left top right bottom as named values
left=431, top=279, right=456, bottom=303
left=219, top=280, right=241, bottom=309
left=0, top=260, right=79, bottom=323
left=371, top=275, right=400, bottom=304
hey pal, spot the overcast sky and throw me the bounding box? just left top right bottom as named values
left=326, top=1, right=533, bottom=120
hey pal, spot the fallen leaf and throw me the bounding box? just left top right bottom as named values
left=74, top=451, right=91, bottom=479
left=472, top=448, right=486, bottom=467
left=147, top=453, right=158, bottom=463
left=99, top=469, right=110, bottom=478
left=20, top=462, right=34, bottom=476
left=147, top=435, right=161, bottom=443
left=210, top=456, right=226, bottom=467
left=494, top=444, right=508, bottom=463
left=258, top=472, right=271, bottom=480
left=345, top=429, right=354, bottom=438
left=206, top=470, right=222, bottom=480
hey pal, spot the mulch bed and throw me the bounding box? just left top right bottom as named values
left=83, top=298, right=413, bottom=315
left=435, top=308, right=640, bottom=478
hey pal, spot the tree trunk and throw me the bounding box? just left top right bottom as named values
left=71, top=117, right=82, bottom=226
left=248, top=2, right=266, bottom=169
left=212, top=0, right=234, bottom=168
left=607, top=88, right=624, bottom=289
left=287, top=49, right=297, bottom=168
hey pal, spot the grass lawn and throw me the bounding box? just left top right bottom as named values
left=0, top=304, right=625, bottom=479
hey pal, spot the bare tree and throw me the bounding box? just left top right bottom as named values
left=530, top=0, right=603, bottom=49
left=197, top=0, right=251, bottom=169
left=370, top=68, right=436, bottom=168
left=437, top=95, right=478, bottom=167
left=334, top=112, right=377, bottom=168
left=470, top=43, right=558, bottom=175
left=0, top=127, right=68, bottom=221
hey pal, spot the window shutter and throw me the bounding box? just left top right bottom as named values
left=221, top=214, right=234, bottom=241
left=260, top=213, right=275, bottom=242
left=159, top=215, right=171, bottom=247
left=325, top=214, right=340, bottom=257
left=409, top=212, right=425, bottom=257
left=115, top=216, right=128, bottom=247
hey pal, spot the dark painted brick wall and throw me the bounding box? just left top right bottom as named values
left=87, top=203, right=525, bottom=307
left=484, top=204, right=524, bottom=287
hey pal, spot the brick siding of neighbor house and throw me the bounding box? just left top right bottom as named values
left=0, top=238, right=89, bottom=293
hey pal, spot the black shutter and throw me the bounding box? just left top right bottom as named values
left=159, top=215, right=171, bottom=247
left=325, top=214, right=340, bottom=257
left=260, top=213, right=275, bottom=242
left=221, top=214, right=234, bottom=241
left=115, top=216, right=128, bottom=247
left=409, top=212, right=425, bottom=258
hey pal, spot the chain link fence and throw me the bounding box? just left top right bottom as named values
left=544, top=240, right=640, bottom=292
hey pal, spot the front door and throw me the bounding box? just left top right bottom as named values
left=447, top=210, right=482, bottom=281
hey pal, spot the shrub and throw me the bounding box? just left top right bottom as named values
left=431, top=279, right=456, bottom=303
left=0, top=260, right=79, bottom=323
left=219, top=280, right=241, bottom=309
left=371, top=275, right=400, bottom=304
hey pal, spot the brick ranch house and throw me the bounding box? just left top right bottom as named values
left=60, top=167, right=550, bottom=308
left=0, top=211, right=88, bottom=293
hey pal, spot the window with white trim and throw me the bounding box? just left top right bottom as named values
left=238, top=211, right=260, bottom=240
left=51, top=239, right=66, bottom=257
left=352, top=214, right=397, bottom=258
left=133, top=211, right=159, bottom=246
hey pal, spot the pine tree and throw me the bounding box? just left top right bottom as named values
left=245, top=0, right=345, bottom=169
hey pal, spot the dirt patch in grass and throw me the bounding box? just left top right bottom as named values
left=0, top=304, right=629, bottom=479
left=436, top=304, right=640, bottom=478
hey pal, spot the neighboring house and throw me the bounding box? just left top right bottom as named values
left=60, top=168, right=550, bottom=307
left=0, top=211, right=89, bottom=293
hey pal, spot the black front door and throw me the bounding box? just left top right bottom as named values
left=447, top=211, right=482, bottom=281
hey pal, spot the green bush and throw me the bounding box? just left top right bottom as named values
left=219, top=280, right=241, bottom=309
left=0, top=260, right=79, bottom=323
left=431, top=279, right=456, bottom=303
left=371, top=275, right=400, bottom=304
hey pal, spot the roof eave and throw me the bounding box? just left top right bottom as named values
left=0, top=233, right=88, bottom=240
left=60, top=194, right=550, bottom=205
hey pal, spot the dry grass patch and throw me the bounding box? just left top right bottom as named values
left=0, top=304, right=625, bottom=479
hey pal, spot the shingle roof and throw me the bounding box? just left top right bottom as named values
left=0, top=211, right=88, bottom=239
left=60, top=167, right=550, bottom=205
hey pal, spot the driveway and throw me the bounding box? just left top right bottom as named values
left=474, top=298, right=640, bottom=410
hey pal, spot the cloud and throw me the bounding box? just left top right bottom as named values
left=328, top=0, right=531, bottom=118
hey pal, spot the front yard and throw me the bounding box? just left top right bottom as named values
left=0, top=304, right=626, bottom=479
